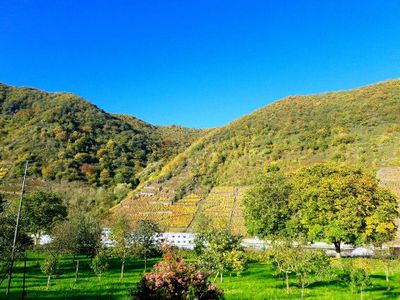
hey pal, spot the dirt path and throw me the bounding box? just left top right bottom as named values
left=229, top=187, right=239, bottom=228
left=186, top=195, right=208, bottom=231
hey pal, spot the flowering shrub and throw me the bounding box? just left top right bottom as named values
left=131, top=246, right=224, bottom=300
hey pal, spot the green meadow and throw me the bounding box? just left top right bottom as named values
left=1, top=252, right=400, bottom=300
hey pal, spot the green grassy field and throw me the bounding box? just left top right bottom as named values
left=1, top=252, right=400, bottom=299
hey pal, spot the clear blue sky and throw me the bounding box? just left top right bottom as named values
left=1, top=1, right=399, bottom=128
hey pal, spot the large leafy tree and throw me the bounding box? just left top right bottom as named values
left=23, top=191, right=67, bottom=245
left=50, top=214, right=102, bottom=258
left=289, top=164, right=398, bottom=255
left=0, top=202, right=32, bottom=273
left=243, top=171, right=292, bottom=239
left=244, top=164, right=399, bottom=256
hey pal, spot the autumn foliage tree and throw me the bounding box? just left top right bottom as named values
left=244, top=164, right=399, bottom=256
left=289, top=164, right=399, bottom=255
left=195, top=226, right=247, bottom=282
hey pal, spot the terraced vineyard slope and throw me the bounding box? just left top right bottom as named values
left=111, top=186, right=249, bottom=234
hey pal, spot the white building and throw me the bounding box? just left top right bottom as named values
left=159, top=232, right=196, bottom=250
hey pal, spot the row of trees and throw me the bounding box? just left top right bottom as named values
left=40, top=216, right=163, bottom=288
left=0, top=188, right=165, bottom=291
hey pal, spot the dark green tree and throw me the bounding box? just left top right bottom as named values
left=0, top=204, right=32, bottom=274
left=50, top=214, right=102, bottom=257
left=24, top=191, right=67, bottom=245
left=243, top=171, right=292, bottom=239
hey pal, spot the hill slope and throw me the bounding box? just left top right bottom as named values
left=0, top=83, right=202, bottom=196
left=112, top=79, right=400, bottom=231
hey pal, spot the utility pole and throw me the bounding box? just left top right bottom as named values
left=6, top=160, right=29, bottom=297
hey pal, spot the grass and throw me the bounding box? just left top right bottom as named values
left=219, top=263, right=400, bottom=299
left=0, top=252, right=154, bottom=300
left=1, top=252, right=400, bottom=299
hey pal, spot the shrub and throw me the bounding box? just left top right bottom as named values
left=41, top=255, right=59, bottom=290
left=90, top=251, right=109, bottom=280
left=131, top=246, right=224, bottom=300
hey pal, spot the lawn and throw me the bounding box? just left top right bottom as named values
left=1, top=252, right=400, bottom=299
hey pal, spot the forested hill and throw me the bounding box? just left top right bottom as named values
left=0, top=83, right=203, bottom=189
left=136, top=79, right=400, bottom=202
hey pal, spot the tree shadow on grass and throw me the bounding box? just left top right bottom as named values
left=307, top=279, right=344, bottom=289
left=0, top=289, right=129, bottom=300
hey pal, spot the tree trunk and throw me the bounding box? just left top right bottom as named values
left=360, top=286, right=363, bottom=300
left=385, top=269, right=390, bottom=290
left=220, top=271, right=223, bottom=283
left=285, top=272, right=290, bottom=294
left=75, top=259, right=79, bottom=282
left=46, top=274, right=51, bottom=290
left=333, top=241, right=341, bottom=257
left=213, top=272, right=219, bottom=283
left=121, top=261, right=125, bottom=279
left=33, top=232, right=42, bottom=246
left=301, top=281, right=305, bottom=299
left=144, top=256, right=147, bottom=273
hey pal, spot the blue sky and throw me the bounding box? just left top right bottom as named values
left=1, top=1, right=399, bottom=128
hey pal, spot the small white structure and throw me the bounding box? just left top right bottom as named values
left=242, top=237, right=267, bottom=250
left=139, top=185, right=156, bottom=196
left=38, top=234, right=52, bottom=245
left=101, top=228, right=113, bottom=247
left=351, top=247, right=374, bottom=257
left=159, top=232, right=196, bottom=250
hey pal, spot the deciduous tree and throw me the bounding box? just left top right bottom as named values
left=289, top=164, right=398, bottom=256
left=23, top=191, right=67, bottom=245
left=195, top=227, right=246, bottom=282
left=110, top=216, right=133, bottom=278
left=132, top=220, right=161, bottom=272
left=243, top=171, right=292, bottom=239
